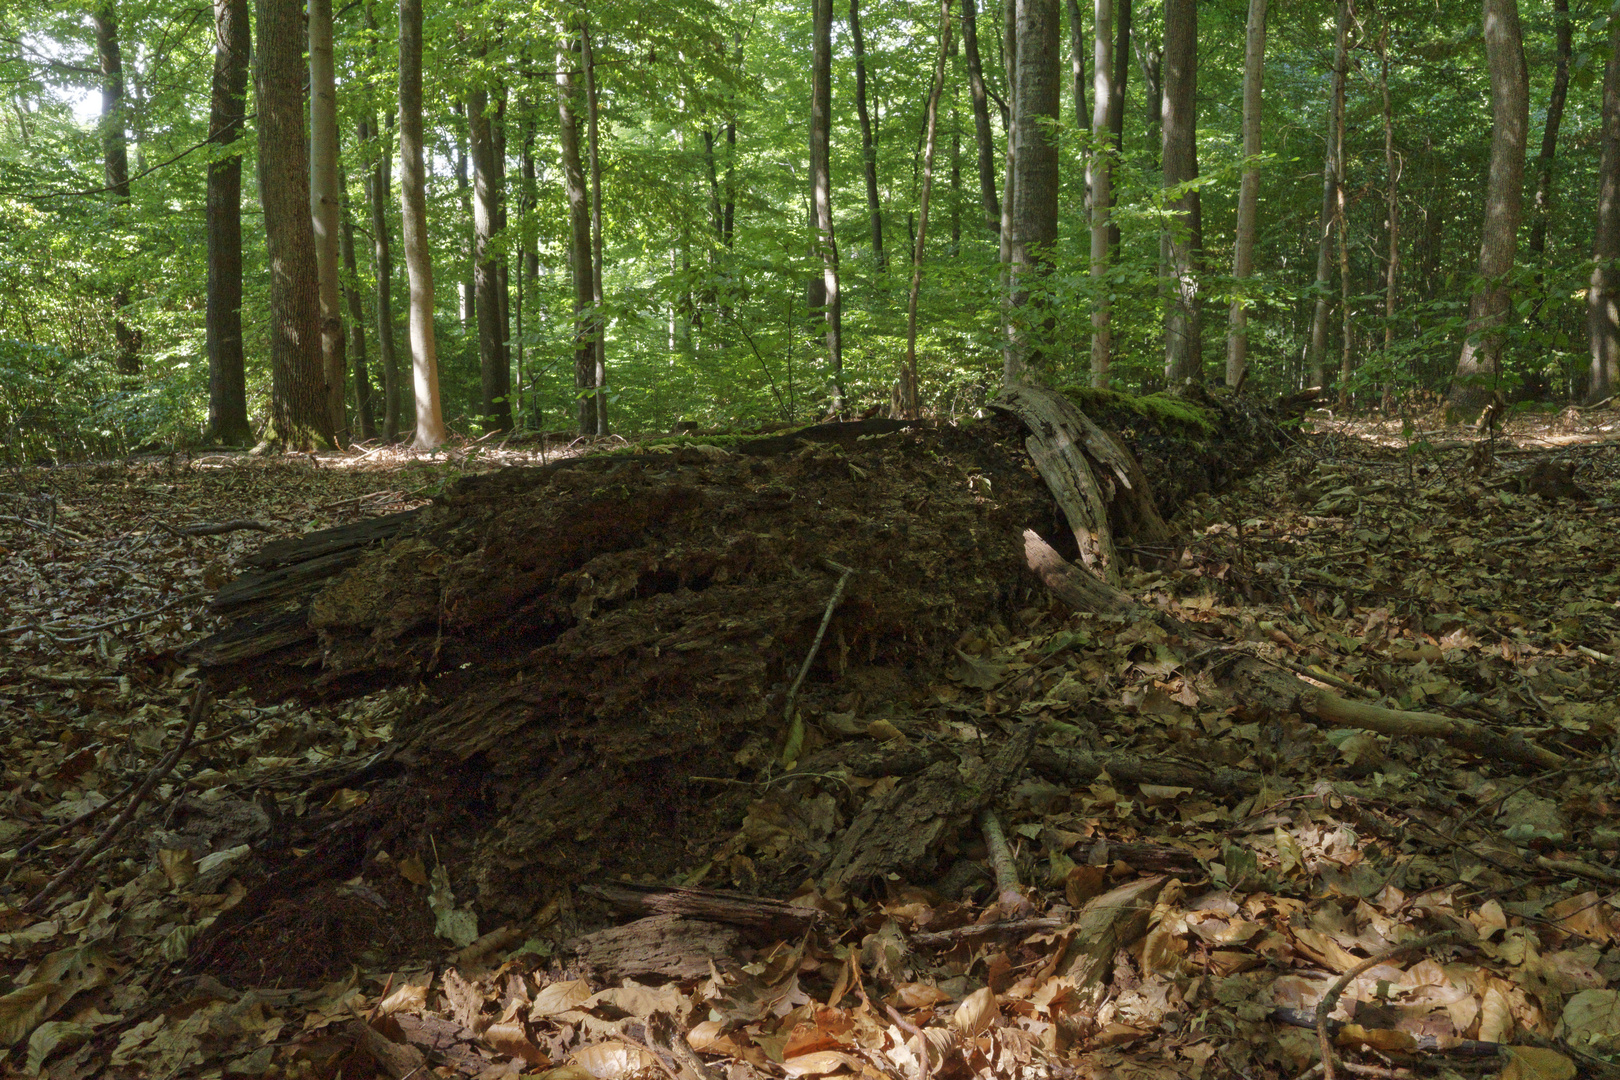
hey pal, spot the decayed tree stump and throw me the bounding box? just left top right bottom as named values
left=189, top=394, right=1284, bottom=924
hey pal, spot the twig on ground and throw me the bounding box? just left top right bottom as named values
left=0, top=591, right=206, bottom=638
left=25, top=680, right=212, bottom=912
left=781, top=560, right=855, bottom=725
left=1314, top=931, right=1459, bottom=1080
left=0, top=512, right=92, bottom=543
left=884, top=1003, right=931, bottom=1080
left=160, top=519, right=276, bottom=537
left=978, top=808, right=1033, bottom=917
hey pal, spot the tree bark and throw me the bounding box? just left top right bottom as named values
left=811, top=0, right=844, bottom=408
left=904, top=0, right=953, bottom=416
left=1135, top=32, right=1160, bottom=160
left=1451, top=0, right=1528, bottom=414
left=255, top=0, right=333, bottom=448
left=361, top=1, right=400, bottom=441
left=1160, top=0, right=1201, bottom=385
left=1305, top=0, right=1350, bottom=390
left=1004, top=0, right=1059, bottom=383
left=398, top=0, right=447, bottom=449
left=454, top=104, right=475, bottom=330
left=1088, top=0, right=1113, bottom=388
left=91, top=0, right=139, bottom=376
left=583, top=20, right=607, bottom=434
left=961, top=0, right=1001, bottom=236
left=1000, top=0, right=1017, bottom=266
left=1066, top=0, right=1086, bottom=132
left=1377, top=18, right=1399, bottom=406
left=1588, top=14, right=1620, bottom=403
left=308, top=0, right=347, bottom=442
left=1225, top=0, right=1265, bottom=391
left=469, top=84, right=513, bottom=432
left=557, top=34, right=598, bottom=435
left=1106, top=0, right=1128, bottom=252
left=851, top=0, right=887, bottom=272
left=339, top=170, right=375, bottom=440
left=205, top=0, right=252, bottom=444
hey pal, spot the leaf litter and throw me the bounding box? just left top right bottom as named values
left=0, top=413, right=1618, bottom=1080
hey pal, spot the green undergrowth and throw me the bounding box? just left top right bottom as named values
left=1056, top=385, right=1217, bottom=436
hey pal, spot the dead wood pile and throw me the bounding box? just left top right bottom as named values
left=187, top=392, right=1286, bottom=948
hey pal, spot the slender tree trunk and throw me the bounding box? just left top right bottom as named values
left=453, top=104, right=475, bottom=330
left=950, top=109, right=962, bottom=252
left=92, top=0, right=139, bottom=376
left=851, top=0, right=887, bottom=272
left=557, top=35, right=597, bottom=435
left=1135, top=33, right=1160, bottom=159
left=1528, top=0, right=1571, bottom=325
left=1160, top=0, right=1201, bottom=384
left=308, top=0, right=347, bottom=442
left=1378, top=18, right=1399, bottom=406
left=364, top=111, right=400, bottom=440
left=1004, top=0, right=1059, bottom=383
left=1066, top=0, right=1087, bottom=132
left=1336, top=124, right=1353, bottom=407
left=255, top=0, right=332, bottom=447
left=398, top=0, right=447, bottom=449
left=999, top=0, right=1018, bottom=266
left=493, top=88, right=511, bottom=411
left=905, top=0, right=953, bottom=415
left=1106, top=0, right=1128, bottom=252
left=961, top=0, right=1001, bottom=235
left=469, top=84, right=512, bottom=432
left=1452, top=0, right=1528, bottom=413
left=205, top=0, right=252, bottom=444
left=1225, top=0, right=1265, bottom=391
left=1088, top=0, right=1113, bottom=388
left=338, top=169, right=375, bottom=439
left=1306, top=0, right=1351, bottom=389
left=582, top=19, right=607, bottom=434
left=811, top=0, right=844, bottom=408
left=519, top=114, right=540, bottom=427
left=1588, top=14, right=1620, bottom=403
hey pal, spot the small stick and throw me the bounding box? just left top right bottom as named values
left=978, top=809, right=1033, bottom=918
left=160, top=519, right=276, bottom=537
left=0, top=592, right=206, bottom=638
left=25, top=681, right=212, bottom=912
left=14, top=774, right=143, bottom=859
left=884, top=1003, right=931, bottom=1080
left=1314, top=931, right=1458, bottom=1080
left=781, top=560, right=855, bottom=724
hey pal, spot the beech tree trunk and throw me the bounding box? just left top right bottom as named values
left=1528, top=0, right=1571, bottom=267
left=557, top=35, right=598, bottom=435
left=1106, top=0, right=1128, bottom=252
left=1160, top=0, right=1201, bottom=385
left=1225, top=0, right=1265, bottom=390
left=255, top=0, right=332, bottom=447
left=851, top=0, right=887, bottom=272
left=1588, top=14, right=1620, bottom=403
left=92, top=0, right=139, bottom=376
left=1088, top=0, right=1112, bottom=388
left=583, top=21, right=607, bottom=434
left=308, top=0, right=347, bottom=442
left=205, top=0, right=252, bottom=444
left=469, top=84, right=513, bottom=432
left=1136, top=33, right=1160, bottom=159
left=1066, top=0, right=1086, bottom=132
left=1306, top=0, right=1350, bottom=390
left=454, top=105, right=475, bottom=330
left=1004, top=0, right=1059, bottom=383
left=363, top=111, right=400, bottom=441
left=1377, top=19, right=1399, bottom=404
left=961, top=0, right=1001, bottom=236
left=811, top=0, right=844, bottom=408
left=1451, top=0, right=1528, bottom=414
left=338, top=173, right=375, bottom=440
left=904, top=0, right=952, bottom=416
left=398, top=0, right=447, bottom=449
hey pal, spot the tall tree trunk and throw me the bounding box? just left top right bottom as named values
left=1088, top=0, right=1113, bottom=388
left=519, top=113, right=540, bottom=427
left=1003, top=0, right=1059, bottom=383
left=493, top=87, right=511, bottom=416
left=1452, top=0, right=1528, bottom=413
left=557, top=35, right=597, bottom=435
left=1378, top=17, right=1399, bottom=406
left=961, top=0, right=1001, bottom=235
left=1225, top=0, right=1265, bottom=390
left=398, top=0, right=447, bottom=449
left=1135, top=32, right=1160, bottom=160
left=950, top=109, right=962, bottom=252
left=364, top=111, right=401, bottom=441
left=851, top=0, right=887, bottom=272
left=1527, top=0, right=1571, bottom=324
left=339, top=169, right=375, bottom=439
left=205, top=0, right=252, bottom=444
left=1306, top=0, right=1350, bottom=389
left=999, top=0, right=1018, bottom=266
left=1066, top=0, right=1087, bottom=132
left=454, top=104, right=475, bottom=329
left=469, top=84, right=513, bottom=432
left=1160, top=0, right=1201, bottom=384
left=583, top=19, right=607, bottom=434
left=254, top=0, right=332, bottom=447
left=308, top=0, right=347, bottom=442
left=1106, top=0, right=1128, bottom=251
left=92, top=0, right=139, bottom=376
left=1587, top=14, right=1620, bottom=403
left=905, top=0, right=953, bottom=415
left=811, top=0, right=844, bottom=408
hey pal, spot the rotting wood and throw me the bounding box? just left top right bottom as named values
left=582, top=883, right=824, bottom=940
left=571, top=913, right=743, bottom=981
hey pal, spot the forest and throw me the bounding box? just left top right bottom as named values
left=4, top=1, right=1620, bottom=1079
left=0, top=0, right=1617, bottom=453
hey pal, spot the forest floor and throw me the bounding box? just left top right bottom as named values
left=2, top=404, right=1619, bottom=1080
